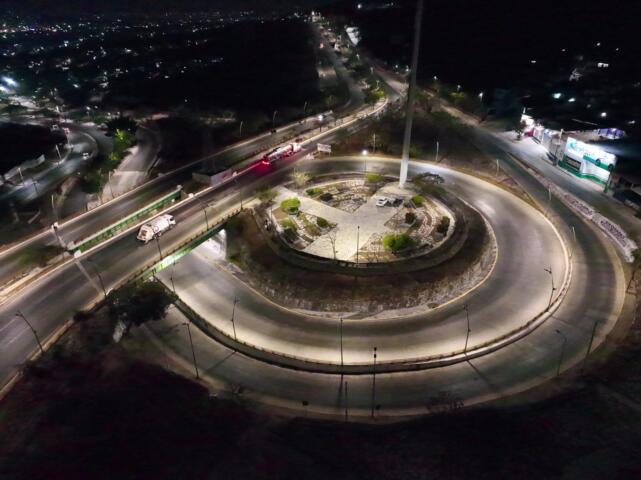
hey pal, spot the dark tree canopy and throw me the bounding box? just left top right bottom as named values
left=107, top=281, right=176, bottom=326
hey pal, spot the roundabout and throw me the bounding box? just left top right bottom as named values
left=142, top=155, right=625, bottom=417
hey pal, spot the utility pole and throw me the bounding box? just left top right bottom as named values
left=435, top=140, right=439, bottom=163
left=108, top=171, right=115, bottom=200
left=16, top=310, right=44, bottom=353
left=340, top=317, right=344, bottom=371
left=183, top=322, right=199, bottom=379
left=231, top=296, right=239, bottom=341
left=356, top=226, right=360, bottom=264
left=86, top=258, right=108, bottom=299
left=544, top=267, right=556, bottom=311
left=239, top=120, right=243, bottom=137
left=272, top=110, right=278, bottom=128
left=372, top=133, right=376, bottom=153
left=371, top=346, right=378, bottom=418
left=399, top=0, right=424, bottom=187
left=496, top=159, right=500, bottom=178
left=72, top=251, right=105, bottom=297
left=155, top=235, right=163, bottom=262
left=463, top=304, right=471, bottom=354
left=583, top=320, right=599, bottom=371
left=344, top=381, right=349, bottom=423
left=555, top=329, right=567, bottom=378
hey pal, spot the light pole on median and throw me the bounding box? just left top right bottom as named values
left=463, top=304, right=471, bottom=354
left=340, top=317, right=344, bottom=371
left=544, top=267, right=556, bottom=311
left=197, top=198, right=210, bottom=229
left=239, top=120, right=243, bottom=137
left=555, top=329, right=567, bottom=378
left=85, top=258, right=108, bottom=299
left=356, top=225, right=360, bottom=264
left=155, top=235, right=164, bottom=262
left=272, top=110, right=278, bottom=128
left=16, top=310, right=44, bottom=353
left=182, top=322, right=199, bottom=379
left=231, top=296, right=239, bottom=341
left=371, top=346, right=377, bottom=419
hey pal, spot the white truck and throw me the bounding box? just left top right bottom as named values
left=260, top=142, right=302, bottom=165
left=137, top=214, right=176, bottom=243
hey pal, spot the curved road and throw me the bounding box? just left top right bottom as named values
left=161, top=159, right=569, bottom=365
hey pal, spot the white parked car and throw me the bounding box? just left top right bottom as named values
left=375, top=197, right=388, bottom=207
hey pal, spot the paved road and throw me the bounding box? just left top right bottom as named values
left=143, top=156, right=625, bottom=418
left=159, top=158, right=568, bottom=364
left=0, top=20, right=367, bottom=288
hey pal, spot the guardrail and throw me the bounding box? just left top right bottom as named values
left=67, top=187, right=183, bottom=254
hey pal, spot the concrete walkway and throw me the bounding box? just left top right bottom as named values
left=274, top=184, right=405, bottom=261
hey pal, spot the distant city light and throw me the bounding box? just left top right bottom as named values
left=553, top=93, right=562, bottom=99
left=530, top=60, right=537, bottom=64
left=568, top=97, right=576, bottom=103
left=600, top=112, right=607, bottom=118
left=357, top=3, right=363, bottom=9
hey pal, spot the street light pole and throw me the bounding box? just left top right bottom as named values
left=463, top=304, right=471, bottom=354
left=231, top=296, right=239, bottom=341
left=198, top=199, right=210, bottom=229
left=544, top=267, right=556, bottom=311
left=272, top=110, right=278, bottom=128
left=340, top=317, right=344, bottom=371
left=371, top=346, right=377, bottom=418
left=555, top=329, right=567, bottom=378
left=583, top=320, right=599, bottom=371
left=86, top=258, right=108, bottom=299
left=435, top=140, right=439, bottom=163
left=16, top=310, right=44, bottom=353
left=356, top=225, right=360, bottom=264
left=344, top=380, right=349, bottom=423
left=183, top=322, right=199, bottom=379
left=155, top=235, right=164, bottom=262
left=239, top=120, right=243, bottom=137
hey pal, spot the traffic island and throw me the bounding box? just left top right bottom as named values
left=218, top=172, right=497, bottom=316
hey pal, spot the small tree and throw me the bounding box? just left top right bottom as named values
left=290, top=171, right=311, bottom=189
left=324, top=230, right=338, bottom=259
left=382, top=233, right=414, bottom=253
left=437, top=216, right=450, bottom=235
left=316, top=217, right=329, bottom=228
left=365, top=172, right=383, bottom=183
left=256, top=188, right=277, bottom=206
left=411, top=195, right=425, bottom=207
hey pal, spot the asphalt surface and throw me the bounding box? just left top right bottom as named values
left=159, top=159, right=568, bottom=364
left=144, top=156, right=625, bottom=418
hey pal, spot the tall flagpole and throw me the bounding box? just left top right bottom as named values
left=399, top=0, right=424, bottom=187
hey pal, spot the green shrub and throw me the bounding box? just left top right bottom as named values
left=280, top=218, right=297, bottom=231
left=316, top=217, right=329, bottom=228
left=280, top=197, right=301, bottom=214
left=382, top=233, right=414, bottom=253
left=411, top=195, right=425, bottom=206
left=365, top=172, right=383, bottom=183
left=437, top=216, right=450, bottom=235
left=306, top=188, right=321, bottom=196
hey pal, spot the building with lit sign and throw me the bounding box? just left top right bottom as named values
left=561, top=137, right=616, bottom=184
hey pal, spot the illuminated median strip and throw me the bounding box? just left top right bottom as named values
left=67, top=187, right=183, bottom=254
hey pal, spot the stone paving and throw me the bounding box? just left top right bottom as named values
left=273, top=183, right=415, bottom=261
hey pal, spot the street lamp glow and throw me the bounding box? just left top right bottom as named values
left=600, top=112, right=607, bottom=118
left=553, top=92, right=562, bottom=99
left=568, top=97, right=576, bottom=103
left=2, top=76, right=17, bottom=87
left=0, top=85, right=8, bottom=93
left=362, top=149, right=369, bottom=156
left=317, top=114, right=324, bottom=121
left=478, top=92, right=484, bottom=101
